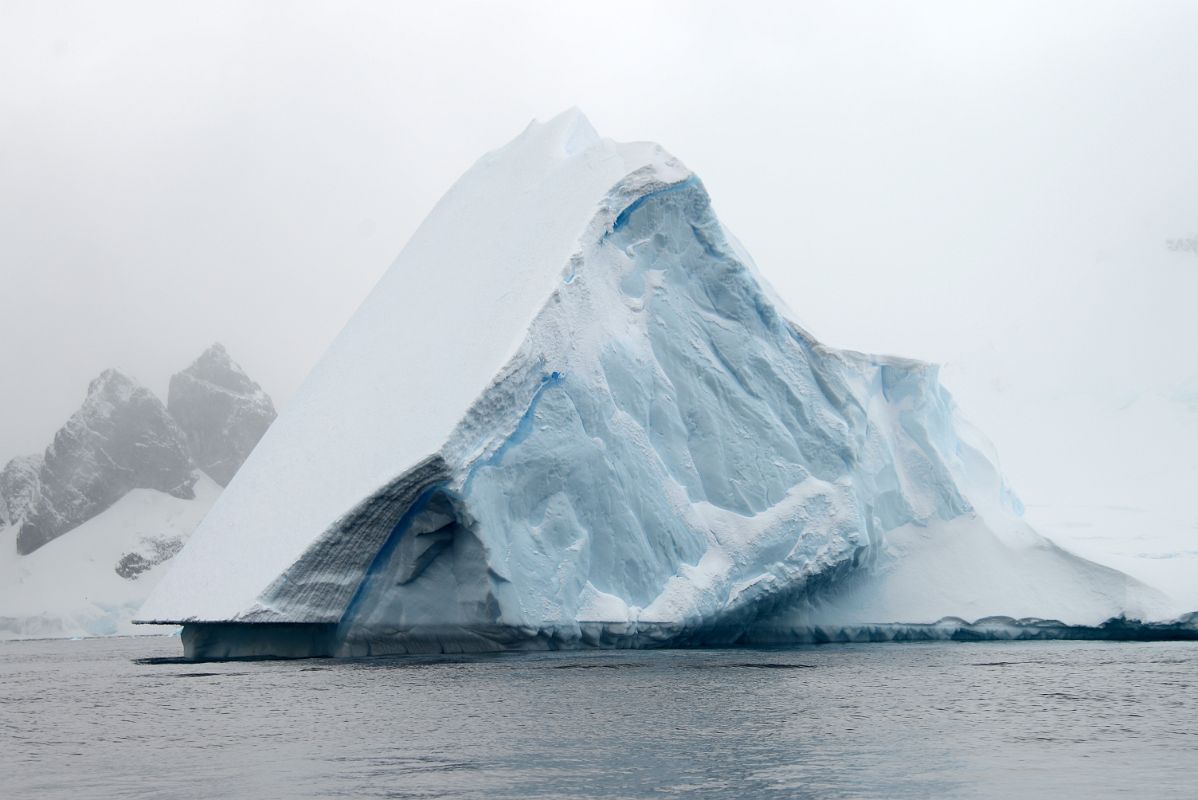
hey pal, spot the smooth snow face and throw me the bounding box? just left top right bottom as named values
left=942, top=354, right=1198, bottom=614
left=141, top=111, right=1162, bottom=651
left=1018, top=503, right=1198, bottom=614
left=778, top=515, right=1162, bottom=631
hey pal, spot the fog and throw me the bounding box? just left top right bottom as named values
left=2, top=2, right=1196, bottom=585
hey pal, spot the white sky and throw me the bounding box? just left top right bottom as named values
left=2, top=1, right=1196, bottom=590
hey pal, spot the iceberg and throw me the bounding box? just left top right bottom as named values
left=13, top=370, right=197, bottom=555
left=137, top=110, right=1166, bottom=659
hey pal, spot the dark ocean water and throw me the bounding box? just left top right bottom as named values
left=1, top=636, right=1194, bottom=799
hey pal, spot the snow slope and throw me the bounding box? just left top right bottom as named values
left=140, top=110, right=1167, bottom=657
left=0, top=474, right=220, bottom=639
left=942, top=348, right=1198, bottom=613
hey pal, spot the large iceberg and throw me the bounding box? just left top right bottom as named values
left=138, top=110, right=1165, bottom=659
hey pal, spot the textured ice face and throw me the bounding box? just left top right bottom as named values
left=137, top=111, right=693, bottom=625
left=336, top=178, right=982, bottom=647
left=337, top=176, right=1161, bottom=655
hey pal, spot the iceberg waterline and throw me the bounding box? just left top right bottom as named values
left=177, top=613, right=1198, bottom=661
left=137, top=110, right=1172, bottom=659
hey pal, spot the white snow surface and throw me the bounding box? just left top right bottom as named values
left=140, top=110, right=1166, bottom=644
left=942, top=351, right=1198, bottom=614
left=0, top=474, right=220, bottom=639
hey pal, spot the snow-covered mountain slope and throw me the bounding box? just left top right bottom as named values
left=0, top=474, right=220, bottom=639
left=15, top=370, right=196, bottom=555
left=140, top=110, right=1169, bottom=659
left=0, top=344, right=275, bottom=639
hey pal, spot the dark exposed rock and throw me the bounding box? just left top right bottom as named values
left=15, top=370, right=196, bottom=555
left=6, top=345, right=276, bottom=556
left=115, top=535, right=185, bottom=579
left=0, top=454, right=43, bottom=529
left=168, top=343, right=276, bottom=486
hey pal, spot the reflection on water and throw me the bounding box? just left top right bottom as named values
left=2, top=637, right=1194, bottom=799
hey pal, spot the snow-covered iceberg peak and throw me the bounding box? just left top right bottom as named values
left=138, top=111, right=1162, bottom=658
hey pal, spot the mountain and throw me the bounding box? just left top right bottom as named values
left=139, top=111, right=1166, bottom=659
left=15, top=370, right=196, bottom=555
left=168, top=343, right=277, bottom=486
left=0, top=454, right=42, bottom=530
left=0, top=344, right=275, bottom=639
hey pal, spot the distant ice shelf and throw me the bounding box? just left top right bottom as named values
left=136, top=110, right=1176, bottom=660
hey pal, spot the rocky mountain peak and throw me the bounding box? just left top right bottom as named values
left=13, top=370, right=196, bottom=555
left=177, top=343, right=259, bottom=397
left=0, top=454, right=42, bottom=529
left=3, top=346, right=277, bottom=554
left=82, top=368, right=142, bottom=409
left=168, top=343, right=276, bottom=487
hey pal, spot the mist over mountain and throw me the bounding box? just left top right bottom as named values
left=139, top=112, right=1177, bottom=661
left=168, top=343, right=277, bottom=487
left=0, top=344, right=275, bottom=638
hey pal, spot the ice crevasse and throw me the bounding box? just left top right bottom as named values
left=138, top=110, right=1168, bottom=658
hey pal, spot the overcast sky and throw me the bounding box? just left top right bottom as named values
left=2, top=1, right=1196, bottom=536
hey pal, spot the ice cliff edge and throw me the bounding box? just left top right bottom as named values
left=137, top=110, right=1165, bottom=658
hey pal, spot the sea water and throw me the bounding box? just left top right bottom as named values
left=2, top=637, right=1194, bottom=799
